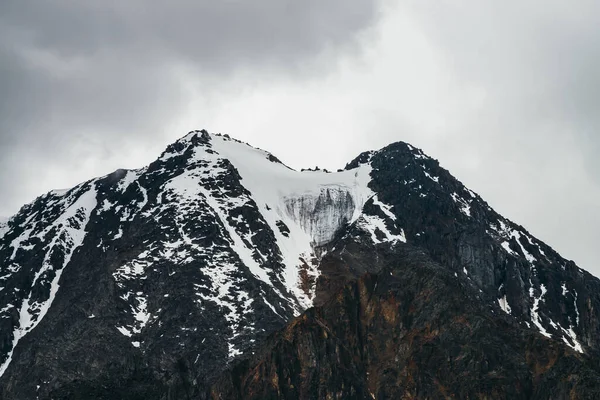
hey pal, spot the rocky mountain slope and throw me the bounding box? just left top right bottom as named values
left=210, top=241, right=600, bottom=399
left=0, top=130, right=598, bottom=399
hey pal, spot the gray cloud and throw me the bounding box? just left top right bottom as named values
left=0, top=0, right=380, bottom=216
left=0, top=1, right=375, bottom=64
left=1, top=0, right=599, bottom=276
left=388, top=1, right=600, bottom=271
left=406, top=1, right=600, bottom=176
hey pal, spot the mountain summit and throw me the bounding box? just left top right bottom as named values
left=1, top=130, right=599, bottom=399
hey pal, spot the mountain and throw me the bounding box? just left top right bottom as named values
left=0, top=130, right=599, bottom=399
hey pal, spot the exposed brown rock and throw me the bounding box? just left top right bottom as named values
left=209, top=244, right=600, bottom=399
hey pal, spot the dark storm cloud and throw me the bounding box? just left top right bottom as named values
left=0, top=0, right=380, bottom=215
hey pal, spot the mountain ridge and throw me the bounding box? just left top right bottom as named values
left=0, top=129, right=598, bottom=399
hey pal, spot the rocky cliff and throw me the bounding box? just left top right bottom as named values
left=211, top=240, right=600, bottom=399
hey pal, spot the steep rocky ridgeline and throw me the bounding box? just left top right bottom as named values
left=0, top=130, right=598, bottom=399
left=357, top=142, right=599, bottom=353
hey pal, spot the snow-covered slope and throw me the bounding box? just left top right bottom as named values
left=147, top=131, right=388, bottom=312
left=207, top=133, right=376, bottom=307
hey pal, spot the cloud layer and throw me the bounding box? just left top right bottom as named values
left=0, top=0, right=379, bottom=215
left=1, top=1, right=598, bottom=275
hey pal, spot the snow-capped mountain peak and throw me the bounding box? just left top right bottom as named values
left=155, top=131, right=386, bottom=309
left=1, top=130, right=600, bottom=398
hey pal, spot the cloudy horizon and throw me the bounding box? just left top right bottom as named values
left=1, top=1, right=599, bottom=275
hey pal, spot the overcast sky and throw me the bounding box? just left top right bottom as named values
left=1, top=1, right=598, bottom=275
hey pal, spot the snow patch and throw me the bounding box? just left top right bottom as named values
left=450, top=192, right=471, bottom=217
left=117, top=170, right=140, bottom=192
left=99, top=199, right=114, bottom=213
left=9, top=227, right=34, bottom=260
left=498, top=295, right=512, bottom=314
left=137, top=182, right=149, bottom=212
left=573, top=289, right=580, bottom=326
left=113, top=228, right=123, bottom=240
left=357, top=214, right=406, bottom=244
left=117, top=326, right=132, bottom=337
left=49, top=188, right=70, bottom=196
left=512, top=230, right=537, bottom=263
left=501, top=241, right=516, bottom=256
left=372, top=195, right=397, bottom=221
left=530, top=284, right=551, bottom=338
left=492, top=221, right=537, bottom=263
left=423, top=170, right=439, bottom=183
left=562, top=326, right=584, bottom=353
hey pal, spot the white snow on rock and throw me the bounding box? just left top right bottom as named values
left=357, top=213, right=406, bottom=244
left=511, top=230, right=537, bottom=263
left=372, top=195, right=397, bottom=221
left=117, top=326, right=133, bottom=338
left=450, top=192, right=471, bottom=217
left=423, top=170, right=439, bottom=183
left=573, top=289, right=580, bottom=326
left=114, top=291, right=152, bottom=338
left=498, top=295, right=512, bottom=314
left=0, top=184, right=98, bottom=377
left=209, top=134, right=380, bottom=309
left=501, top=241, right=517, bottom=256
left=413, top=151, right=429, bottom=160
left=491, top=220, right=538, bottom=263
left=132, top=295, right=150, bottom=332
left=117, top=170, right=141, bottom=192
left=551, top=284, right=583, bottom=352
left=561, top=326, right=584, bottom=353
left=530, top=284, right=551, bottom=338
left=9, top=227, right=35, bottom=260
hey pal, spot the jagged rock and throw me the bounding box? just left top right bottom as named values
left=210, top=241, right=600, bottom=399
left=0, top=131, right=598, bottom=398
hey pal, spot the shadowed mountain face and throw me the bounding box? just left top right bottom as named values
left=210, top=241, right=600, bottom=400
left=0, top=130, right=598, bottom=399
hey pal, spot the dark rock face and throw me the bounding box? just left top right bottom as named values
left=0, top=131, right=599, bottom=399
left=210, top=241, right=600, bottom=399
left=362, top=142, right=599, bottom=353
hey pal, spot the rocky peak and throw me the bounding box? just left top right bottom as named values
left=1, top=130, right=600, bottom=399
